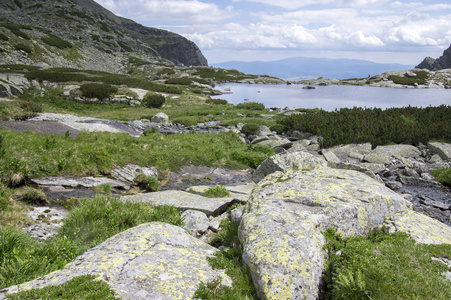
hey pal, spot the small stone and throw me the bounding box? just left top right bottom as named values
left=386, top=181, right=403, bottom=190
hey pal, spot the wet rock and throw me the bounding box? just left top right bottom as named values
left=25, top=206, right=69, bottom=241
left=1, top=223, right=229, bottom=299
left=31, top=176, right=130, bottom=190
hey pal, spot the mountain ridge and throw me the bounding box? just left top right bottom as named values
left=0, top=0, right=207, bottom=74
left=212, top=57, right=414, bottom=80
left=416, top=44, right=451, bottom=71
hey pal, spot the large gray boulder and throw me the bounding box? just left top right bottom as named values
left=428, top=142, right=451, bottom=160
left=364, top=144, right=421, bottom=165
left=240, top=166, right=451, bottom=300
left=1, top=222, right=228, bottom=299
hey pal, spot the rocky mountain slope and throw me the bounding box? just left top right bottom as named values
left=416, top=44, right=451, bottom=71
left=0, top=0, right=207, bottom=74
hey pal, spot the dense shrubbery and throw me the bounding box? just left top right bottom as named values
left=143, top=93, right=165, bottom=108
left=240, top=123, right=259, bottom=135
left=193, top=67, right=256, bottom=81
left=165, top=77, right=193, bottom=85
left=80, top=83, right=118, bottom=99
left=41, top=34, right=73, bottom=49
left=270, top=124, right=288, bottom=134
left=0, top=33, right=8, bottom=41
left=388, top=71, right=429, bottom=86
left=206, top=98, right=228, bottom=105
left=236, top=102, right=265, bottom=110
left=280, top=105, right=451, bottom=148
left=128, top=56, right=150, bottom=66
left=14, top=43, right=32, bottom=54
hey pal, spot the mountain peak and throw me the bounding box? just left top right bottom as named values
left=416, top=44, right=451, bottom=71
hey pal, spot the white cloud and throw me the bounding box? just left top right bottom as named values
left=242, top=0, right=333, bottom=9
left=94, top=0, right=236, bottom=23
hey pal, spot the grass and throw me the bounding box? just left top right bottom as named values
left=195, top=219, right=257, bottom=299
left=0, top=128, right=272, bottom=180
left=322, top=228, right=451, bottom=299
left=133, top=174, right=161, bottom=192
left=0, top=196, right=183, bottom=290
left=202, top=185, right=230, bottom=198
left=431, top=168, right=451, bottom=187
left=6, top=275, right=118, bottom=299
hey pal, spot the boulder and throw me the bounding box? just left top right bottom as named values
left=151, top=112, right=169, bottom=125
left=182, top=210, right=210, bottom=236
left=111, top=164, right=158, bottom=184
left=364, top=144, right=421, bottom=165
left=31, top=176, right=130, bottom=190
left=252, top=151, right=326, bottom=182
left=240, top=165, right=450, bottom=299
left=121, top=190, right=239, bottom=216
left=0, top=223, right=229, bottom=299
left=251, top=135, right=292, bottom=149
left=428, top=142, right=451, bottom=160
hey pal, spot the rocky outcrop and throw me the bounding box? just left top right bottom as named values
left=0, top=74, right=32, bottom=97
left=416, top=44, right=451, bottom=71
left=240, top=156, right=451, bottom=299
left=0, top=222, right=229, bottom=299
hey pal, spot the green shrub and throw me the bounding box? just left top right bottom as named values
left=156, top=68, right=175, bottom=76
left=431, top=168, right=451, bottom=187
left=7, top=275, right=118, bottom=300
left=143, top=93, right=165, bottom=108
left=231, top=150, right=267, bottom=169
left=0, top=32, right=8, bottom=41
left=270, top=124, right=288, bottom=134
left=118, top=41, right=132, bottom=52
left=80, top=83, right=118, bottom=99
left=206, top=98, right=228, bottom=105
left=14, top=43, right=32, bottom=54
left=236, top=102, right=265, bottom=110
left=128, top=56, right=150, bottom=66
left=41, top=34, right=73, bottom=49
left=165, top=78, right=193, bottom=85
left=240, top=123, right=259, bottom=135
left=133, top=174, right=161, bottom=192
left=202, top=185, right=230, bottom=198
left=388, top=71, right=429, bottom=86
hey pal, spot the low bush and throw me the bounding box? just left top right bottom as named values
left=0, top=32, right=8, bottom=41
left=388, top=71, right=429, bottom=86
left=165, top=78, right=193, bottom=85
left=236, top=102, right=265, bottom=110
left=79, top=83, right=118, bottom=99
left=240, top=123, right=259, bottom=135
left=133, top=174, right=161, bottom=192
left=41, top=34, right=73, bottom=49
left=143, top=93, right=165, bottom=108
left=14, top=43, right=32, bottom=54
left=270, top=124, right=288, bottom=134
left=322, top=228, right=451, bottom=299
left=431, top=168, right=451, bottom=187
left=128, top=56, right=150, bottom=66
left=206, top=98, right=228, bottom=105
left=202, top=185, right=230, bottom=198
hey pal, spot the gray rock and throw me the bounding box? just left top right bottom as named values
left=209, top=213, right=230, bottom=233
left=31, top=176, right=130, bottom=190
left=111, top=164, right=158, bottom=184
left=428, top=142, right=451, bottom=160
left=255, top=125, right=272, bottom=136
left=1, top=223, right=229, bottom=299
left=121, top=190, right=238, bottom=216
left=231, top=205, right=245, bottom=222
left=386, top=181, right=403, bottom=190
left=252, top=135, right=292, bottom=149
left=364, top=144, right=421, bottom=165
left=321, top=149, right=340, bottom=164
left=151, top=112, right=169, bottom=125
left=182, top=210, right=210, bottom=236
left=252, top=151, right=327, bottom=182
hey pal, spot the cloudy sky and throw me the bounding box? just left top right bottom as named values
left=94, top=0, right=451, bottom=65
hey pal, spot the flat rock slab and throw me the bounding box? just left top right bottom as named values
left=121, top=190, right=238, bottom=216
left=0, top=121, right=79, bottom=137
left=32, top=176, right=130, bottom=190
left=0, top=222, right=227, bottom=300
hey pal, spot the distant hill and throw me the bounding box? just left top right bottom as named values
left=212, top=57, right=414, bottom=80
left=0, top=0, right=207, bottom=74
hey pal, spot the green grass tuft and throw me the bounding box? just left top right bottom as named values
left=431, top=168, right=451, bottom=187
left=202, top=185, right=230, bottom=198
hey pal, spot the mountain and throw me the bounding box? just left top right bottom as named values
left=212, top=57, right=414, bottom=80
left=0, top=0, right=207, bottom=74
left=416, top=44, right=451, bottom=71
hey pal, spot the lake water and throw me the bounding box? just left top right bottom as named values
left=212, top=83, right=451, bottom=111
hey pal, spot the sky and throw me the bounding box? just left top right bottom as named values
left=93, top=0, right=451, bottom=65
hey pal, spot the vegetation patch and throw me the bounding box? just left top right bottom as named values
left=206, top=99, right=228, bottom=105
left=133, top=174, right=161, bottom=192
left=165, top=77, right=193, bottom=85
left=80, top=83, right=118, bottom=99
left=236, top=102, right=265, bottom=111
left=6, top=275, right=118, bottom=300
left=322, top=228, right=451, bottom=299
left=14, top=43, right=32, bottom=54
left=41, top=34, right=73, bottom=49
left=0, top=196, right=183, bottom=290
left=128, top=56, right=150, bottom=66
left=202, top=185, right=230, bottom=198
left=388, top=71, right=429, bottom=86
left=142, top=93, right=165, bottom=108
left=280, top=105, right=451, bottom=148
left=193, top=67, right=257, bottom=82
left=240, top=124, right=259, bottom=135
left=431, top=168, right=451, bottom=187
left=0, top=32, right=9, bottom=41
